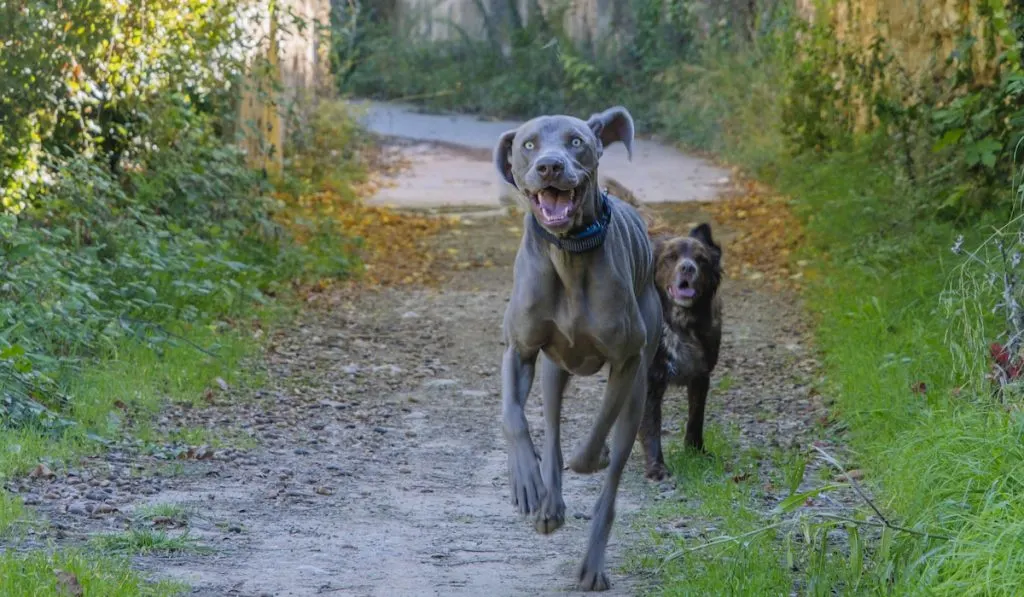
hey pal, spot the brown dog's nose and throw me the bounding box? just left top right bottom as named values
left=680, top=260, right=697, bottom=276
left=535, top=155, right=565, bottom=178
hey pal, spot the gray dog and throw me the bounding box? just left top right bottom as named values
left=494, top=106, right=662, bottom=591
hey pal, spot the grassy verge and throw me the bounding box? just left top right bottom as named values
left=0, top=98, right=370, bottom=594
left=641, top=117, right=1023, bottom=595
left=627, top=429, right=795, bottom=595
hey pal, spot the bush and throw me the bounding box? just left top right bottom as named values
left=1, top=2, right=363, bottom=435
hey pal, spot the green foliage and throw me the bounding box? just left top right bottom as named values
left=0, top=0, right=245, bottom=209
left=333, top=0, right=694, bottom=129
left=0, top=2, right=360, bottom=453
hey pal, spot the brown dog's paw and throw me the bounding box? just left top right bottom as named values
left=683, top=437, right=707, bottom=454
left=577, top=565, right=611, bottom=592
left=644, top=462, right=672, bottom=481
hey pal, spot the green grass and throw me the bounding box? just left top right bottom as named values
left=779, top=147, right=1024, bottom=595
left=132, top=503, right=191, bottom=527
left=93, top=528, right=209, bottom=556
left=0, top=550, right=185, bottom=596
left=0, top=490, right=30, bottom=537
left=0, top=311, right=281, bottom=480
left=628, top=427, right=795, bottom=596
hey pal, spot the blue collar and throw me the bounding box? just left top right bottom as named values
left=531, top=191, right=613, bottom=253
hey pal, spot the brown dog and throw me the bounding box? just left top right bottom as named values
left=638, top=223, right=723, bottom=480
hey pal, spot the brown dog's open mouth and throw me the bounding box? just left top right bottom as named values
left=669, top=281, right=697, bottom=301
left=530, top=187, right=577, bottom=228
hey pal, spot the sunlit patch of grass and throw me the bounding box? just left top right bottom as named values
left=0, top=312, right=278, bottom=480
left=0, top=549, right=184, bottom=596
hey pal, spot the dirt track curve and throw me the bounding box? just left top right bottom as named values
left=5, top=104, right=824, bottom=596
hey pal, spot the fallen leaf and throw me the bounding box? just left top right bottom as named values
left=29, top=463, right=56, bottom=480
left=834, top=469, right=864, bottom=482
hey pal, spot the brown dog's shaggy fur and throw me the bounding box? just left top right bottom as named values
left=638, top=223, right=723, bottom=481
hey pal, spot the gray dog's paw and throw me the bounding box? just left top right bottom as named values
left=533, top=493, right=566, bottom=535
left=577, top=563, right=611, bottom=592
left=567, top=443, right=610, bottom=475
left=508, top=443, right=545, bottom=515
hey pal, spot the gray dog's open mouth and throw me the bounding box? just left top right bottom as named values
left=530, top=186, right=577, bottom=228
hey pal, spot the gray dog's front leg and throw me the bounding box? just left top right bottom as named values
left=535, top=354, right=569, bottom=534
left=567, top=357, right=639, bottom=474
left=501, top=345, right=544, bottom=515
left=578, top=361, right=645, bottom=591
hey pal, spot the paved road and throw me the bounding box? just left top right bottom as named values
left=350, top=100, right=730, bottom=208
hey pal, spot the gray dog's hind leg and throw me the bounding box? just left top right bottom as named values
left=535, top=354, right=569, bottom=534
left=577, top=364, right=646, bottom=591
left=502, top=346, right=545, bottom=515
left=567, top=357, right=639, bottom=474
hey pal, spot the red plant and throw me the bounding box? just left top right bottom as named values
left=990, top=342, right=1024, bottom=385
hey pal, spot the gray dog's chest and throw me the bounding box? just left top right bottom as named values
left=504, top=200, right=654, bottom=374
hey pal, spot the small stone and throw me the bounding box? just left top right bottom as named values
left=460, top=390, right=489, bottom=398
left=315, top=486, right=334, bottom=496
left=573, top=512, right=591, bottom=520
left=92, top=503, right=116, bottom=515
left=294, top=448, right=310, bottom=456
left=66, top=502, right=89, bottom=516
left=401, top=311, right=419, bottom=319
left=424, top=379, right=458, bottom=389
left=84, top=490, right=108, bottom=502
left=22, top=494, right=41, bottom=506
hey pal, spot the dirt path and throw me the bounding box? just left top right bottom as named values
left=5, top=107, right=825, bottom=596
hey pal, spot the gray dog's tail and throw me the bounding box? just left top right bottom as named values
left=603, top=176, right=671, bottom=238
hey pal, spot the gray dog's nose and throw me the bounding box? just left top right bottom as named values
left=681, top=260, right=697, bottom=276
left=535, top=155, right=565, bottom=178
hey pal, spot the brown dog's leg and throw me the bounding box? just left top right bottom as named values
left=684, top=375, right=710, bottom=451
left=639, top=373, right=670, bottom=480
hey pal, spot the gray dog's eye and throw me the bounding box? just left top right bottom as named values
left=524, top=141, right=535, bottom=150
left=570, top=138, right=582, bottom=147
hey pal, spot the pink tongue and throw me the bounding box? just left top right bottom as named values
left=538, top=189, right=572, bottom=221
left=672, top=286, right=696, bottom=299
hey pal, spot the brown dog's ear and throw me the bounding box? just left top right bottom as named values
left=494, top=128, right=517, bottom=187
left=587, top=106, right=634, bottom=161
left=689, top=223, right=722, bottom=264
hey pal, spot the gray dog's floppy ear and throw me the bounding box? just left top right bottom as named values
left=587, top=106, right=635, bottom=161
left=494, top=128, right=518, bottom=187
